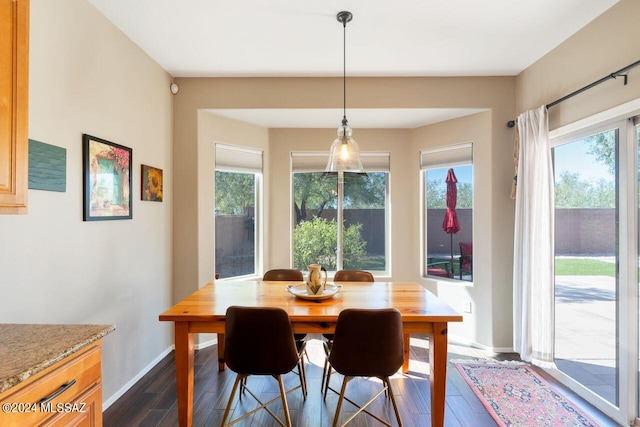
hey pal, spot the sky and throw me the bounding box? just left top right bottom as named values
left=553, top=137, right=614, bottom=183
left=426, top=165, right=473, bottom=186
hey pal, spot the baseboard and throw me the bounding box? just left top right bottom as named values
left=103, top=346, right=174, bottom=410
left=448, top=334, right=514, bottom=354
left=195, top=337, right=217, bottom=350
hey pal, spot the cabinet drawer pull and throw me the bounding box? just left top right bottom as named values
left=39, top=379, right=77, bottom=405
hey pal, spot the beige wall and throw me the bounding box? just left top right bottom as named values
left=173, top=76, right=516, bottom=350
left=517, top=0, right=640, bottom=128
left=411, top=111, right=505, bottom=347
left=0, top=0, right=174, bottom=405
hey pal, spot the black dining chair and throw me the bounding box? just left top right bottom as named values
left=263, top=269, right=304, bottom=282
left=220, top=306, right=303, bottom=427
left=333, top=270, right=374, bottom=282
left=263, top=269, right=308, bottom=397
left=322, top=270, right=374, bottom=395
left=326, top=308, right=404, bottom=427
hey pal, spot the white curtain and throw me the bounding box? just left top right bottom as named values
left=513, top=105, right=556, bottom=368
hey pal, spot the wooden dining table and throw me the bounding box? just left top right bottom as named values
left=159, top=280, right=462, bottom=427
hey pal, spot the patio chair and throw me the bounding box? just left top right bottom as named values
left=459, top=242, right=473, bottom=280
left=426, top=260, right=451, bottom=278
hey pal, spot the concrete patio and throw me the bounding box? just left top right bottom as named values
left=555, top=273, right=621, bottom=405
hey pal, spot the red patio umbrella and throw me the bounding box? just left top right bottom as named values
left=442, top=168, right=461, bottom=275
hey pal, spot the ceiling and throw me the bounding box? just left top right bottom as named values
left=205, top=108, right=488, bottom=129
left=87, top=0, right=620, bottom=128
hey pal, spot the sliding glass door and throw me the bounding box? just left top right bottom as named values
left=551, top=115, right=639, bottom=425
left=553, top=127, right=619, bottom=406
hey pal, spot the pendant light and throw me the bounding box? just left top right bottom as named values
left=325, top=11, right=364, bottom=174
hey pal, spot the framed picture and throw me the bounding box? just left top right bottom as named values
left=82, top=134, right=132, bottom=221
left=141, top=165, right=163, bottom=202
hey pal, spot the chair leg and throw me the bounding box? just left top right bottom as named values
left=321, top=339, right=333, bottom=396
left=277, top=374, right=293, bottom=427
left=321, top=355, right=329, bottom=395
left=331, top=376, right=401, bottom=427
left=221, top=374, right=245, bottom=427
left=298, top=358, right=307, bottom=398
left=240, top=377, right=247, bottom=398
left=385, top=377, right=403, bottom=427
left=332, top=376, right=351, bottom=427
left=323, top=364, right=333, bottom=399
left=295, top=340, right=308, bottom=399
left=223, top=372, right=302, bottom=427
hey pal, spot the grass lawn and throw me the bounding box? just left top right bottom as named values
left=352, top=255, right=386, bottom=270
left=555, top=257, right=615, bottom=277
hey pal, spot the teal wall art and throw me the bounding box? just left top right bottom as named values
left=28, top=139, right=66, bottom=192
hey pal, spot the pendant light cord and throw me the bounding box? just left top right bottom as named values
left=342, top=17, right=348, bottom=126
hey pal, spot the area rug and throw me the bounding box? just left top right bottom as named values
left=453, top=362, right=599, bottom=427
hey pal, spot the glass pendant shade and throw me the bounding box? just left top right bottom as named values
left=326, top=11, right=364, bottom=174
left=326, top=124, right=364, bottom=172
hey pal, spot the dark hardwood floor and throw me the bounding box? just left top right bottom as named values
left=104, top=336, right=620, bottom=426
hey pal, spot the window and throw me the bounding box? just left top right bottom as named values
left=291, top=152, right=389, bottom=274
left=421, top=144, right=473, bottom=281
left=215, top=144, right=262, bottom=279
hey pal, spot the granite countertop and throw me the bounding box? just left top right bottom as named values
left=0, top=324, right=115, bottom=394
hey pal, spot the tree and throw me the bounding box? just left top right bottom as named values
left=215, top=171, right=255, bottom=215
left=426, top=180, right=472, bottom=209
left=293, top=172, right=386, bottom=224
left=343, top=172, right=386, bottom=208
left=293, top=173, right=337, bottom=224
left=426, top=179, right=446, bottom=208
left=293, top=217, right=366, bottom=270
left=555, top=171, right=615, bottom=208
left=585, top=130, right=616, bottom=174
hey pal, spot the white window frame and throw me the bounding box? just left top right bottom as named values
left=214, top=143, right=263, bottom=280
left=290, top=151, right=391, bottom=277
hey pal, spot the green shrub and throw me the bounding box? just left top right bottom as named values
left=293, top=217, right=366, bottom=270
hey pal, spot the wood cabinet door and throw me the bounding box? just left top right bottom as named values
left=0, top=0, right=29, bottom=214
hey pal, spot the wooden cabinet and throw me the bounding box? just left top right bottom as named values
left=0, top=0, right=29, bottom=214
left=40, top=384, right=102, bottom=427
left=0, top=342, right=105, bottom=427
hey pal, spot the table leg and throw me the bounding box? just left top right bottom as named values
left=402, top=333, right=410, bottom=373
left=175, top=322, right=194, bottom=427
left=429, top=322, right=448, bottom=427
left=217, top=333, right=226, bottom=371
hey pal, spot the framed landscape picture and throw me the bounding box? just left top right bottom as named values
left=141, top=165, right=163, bottom=202
left=82, top=134, right=132, bottom=221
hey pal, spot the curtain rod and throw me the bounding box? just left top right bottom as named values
left=507, top=59, right=640, bottom=128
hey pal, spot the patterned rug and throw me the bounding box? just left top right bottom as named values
left=453, top=362, right=599, bottom=427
